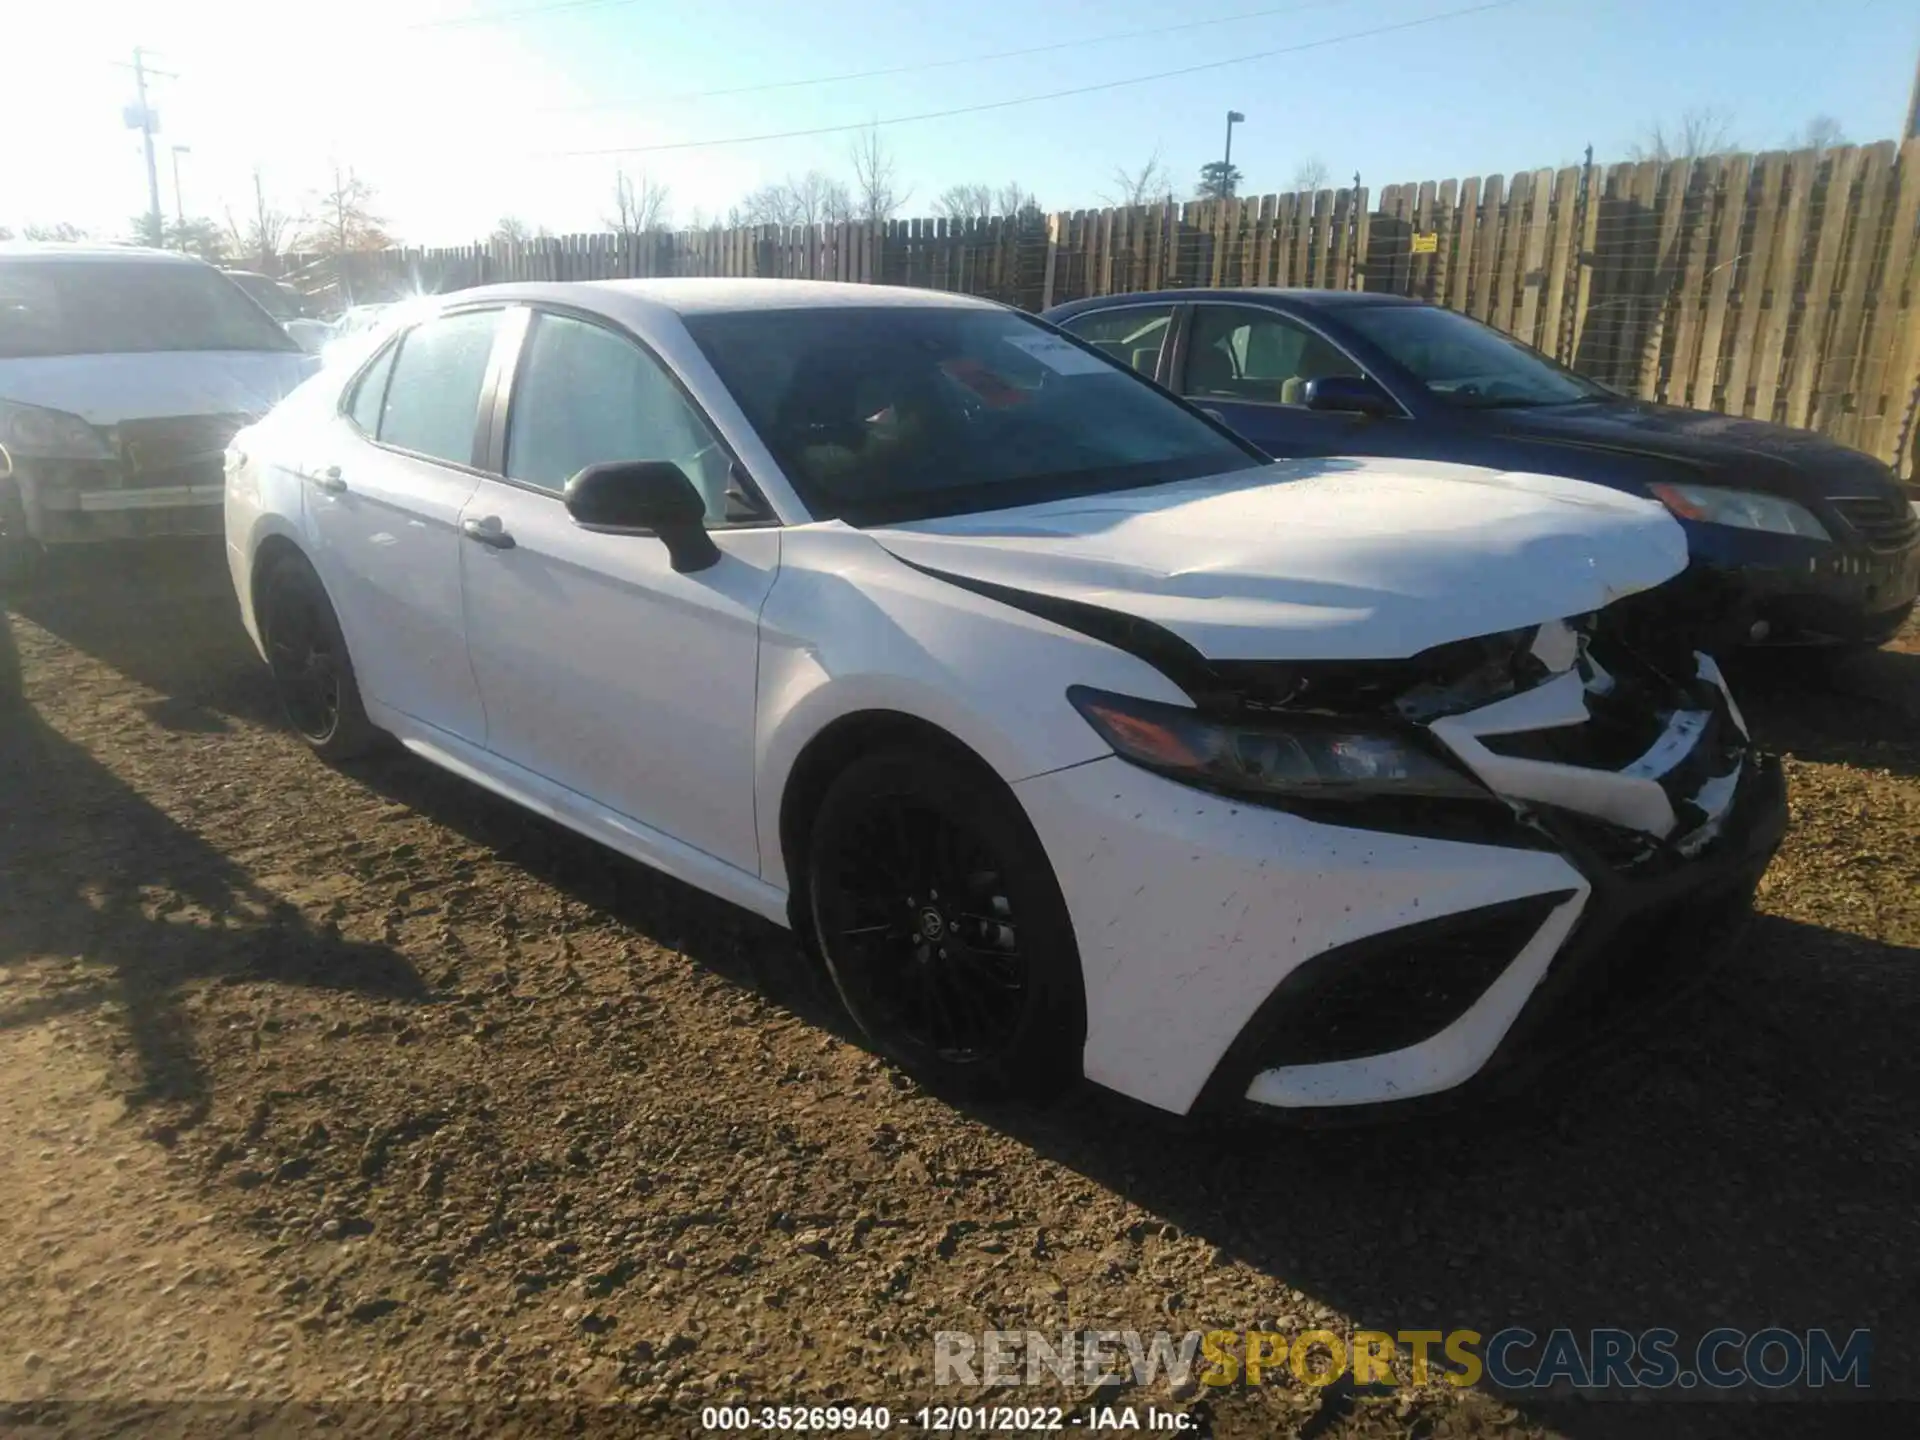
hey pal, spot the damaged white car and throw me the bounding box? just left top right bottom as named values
left=224, top=280, right=1787, bottom=1116
left=0, top=244, right=318, bottom=582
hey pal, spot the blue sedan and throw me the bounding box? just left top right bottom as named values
left=1043, top=289, right=1920, bottom=651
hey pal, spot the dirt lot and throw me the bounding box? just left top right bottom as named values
left=1, top=542, right=1917, bottom=1439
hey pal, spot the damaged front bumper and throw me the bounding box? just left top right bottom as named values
left=1014, top=616, right=1789, bottom=1117
left=2, top=412, right=245, bottom=545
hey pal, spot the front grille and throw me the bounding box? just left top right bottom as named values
left=1829, top=495, right=1919, bottom=553
left=115, top=414, right=248, bottom=490
left=1249, top=894, right=1570, bottom=1069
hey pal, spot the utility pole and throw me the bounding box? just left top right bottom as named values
left=122, top=47, right=173, bottom=246
left=1223, top=110, right=1245, bottom=197
left=171, top=145, right=191, bottom=243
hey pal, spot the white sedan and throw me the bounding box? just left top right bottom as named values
left=224, top=279, right=1786, bottom=1117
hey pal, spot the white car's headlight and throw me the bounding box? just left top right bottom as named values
left=1649, top=481, right=1830, bottom=541
left=1069, top=687, right=1488, bottom=802
left=0, top=398, right=115, bottom=461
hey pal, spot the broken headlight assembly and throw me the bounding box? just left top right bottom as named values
left=0, top=398, right=114, bottom=461
left=1068, top=686, right=1489, bottom=803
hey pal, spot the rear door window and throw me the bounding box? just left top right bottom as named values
left=1184, top=305, right=1363, bottom=405
left=344, top=342, right=398, bottom=436
left=1054, top=305, right=1178, bottom=380
left=376, top=310, right=501, bottom=468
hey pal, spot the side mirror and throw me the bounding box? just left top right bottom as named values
left=1303, top=375, right=1397, bottom=417
left=563, top=460, right=721, bottom=573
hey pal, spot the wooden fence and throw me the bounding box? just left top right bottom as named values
left=299, top=139, right=1920, bottom=475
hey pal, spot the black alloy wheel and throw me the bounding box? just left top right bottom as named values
left=807, top=747, right=1085, bottom=1103
left=259, top=555, right=380, bottom=760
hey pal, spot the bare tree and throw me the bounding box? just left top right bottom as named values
left=491, top=216, right=534, bottom=246
left=1630, top=106, right=1738, bottom=162
left=1103, top=151, right=1175, bottom=207
left=1790, top=115, right=1847, bottom=155
left=224, top=169, right=295, bottom=272
left=933, top=183, right=994, bottom=222
left=740, top=171, right=851, bottom=228
left=994, top=182, right=1040, bottom=221
left=607, top=169, right=671, bottom=235
left=848, top=126, right=910, bottom=224
left=301, top=165, right=392, bottom=255
left=1289, top=157, right=1331, bottom=192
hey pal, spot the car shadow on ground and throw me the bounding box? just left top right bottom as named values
left=0, top=596, right=429, bottom=1131
left=1731, top=644, right=1920, bottom=781
left=7, top=539, right=279, bottom=733
left=968, top=904, right=1920, bottom=1431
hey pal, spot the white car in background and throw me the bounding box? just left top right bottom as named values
left=223, top=279, right=1787, bottom=1117
left=0, top=244, right=318, bottom=581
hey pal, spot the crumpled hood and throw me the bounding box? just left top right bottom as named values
left=872, top=457, right=1689, bottom=661
left=0, top=350, right=320, bottom=427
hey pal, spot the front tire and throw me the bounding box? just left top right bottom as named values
left=806, top=746, right=1086, bottom=1104
left=0, top=492, right=41, bottom=592
left=258, top=553, right=381, bottom=760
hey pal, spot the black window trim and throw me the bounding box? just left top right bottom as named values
left=1053, top=298, right=1185, bottom=385
left=480, top=300, right=776, bottom=530
left=1179, top=301, right=1413, bottom=419
left=333, top=302, right=515, bottom=480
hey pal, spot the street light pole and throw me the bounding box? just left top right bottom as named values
left=133, top=47, right=164, bottom=245
left=1223, top=110, right=1245, bottom=197
left=171, top=145, right=191, bottom=246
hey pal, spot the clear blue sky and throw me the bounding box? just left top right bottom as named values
left=9, top=0, right=1919, bottom=245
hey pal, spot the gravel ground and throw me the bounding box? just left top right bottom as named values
left=1, top=541, right=1916, bottom=1440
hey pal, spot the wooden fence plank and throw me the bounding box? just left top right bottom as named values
left=1541, top=166, right=1579, bottom=358
left=1309, top=189, right=1334, bottom=287
left=1474, top=174, right=1508, bottom=326
left=1689, top=153, right=1752, bottom=410
left=1726, top=153, right=1787, bottom=416
left=1409, top=180, right=1438, bottom=299
left=1854, top=137, right=1920, bottom=463
left=1429, top=179, right=1459, bottom=308
left=1330, top=187, right=1355, bottom=291
left=1515, top=168, right=1555, bottom=348
left=1668, top=158, right=1723, bottom=407
left=1818, top=142, right=1895, bottom=441
left=1784, top=145, right=1865, bottom=430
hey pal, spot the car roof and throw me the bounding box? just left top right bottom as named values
left=439, top=276, right=1006, bottom=322
left=1045, top=287, right=1426, bottom=317
left=0, top=242, right=209, bottom=266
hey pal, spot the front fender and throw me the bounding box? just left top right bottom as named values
left=752, top=525, right=1190, bottom=894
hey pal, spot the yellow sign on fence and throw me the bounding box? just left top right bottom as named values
left=1411, top=232, right=1439, bottom=255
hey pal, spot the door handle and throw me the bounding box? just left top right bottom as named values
left=310, top=466, right=347, bottom=495
left=461, top=518, right=516, bottom=550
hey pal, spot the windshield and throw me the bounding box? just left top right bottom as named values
left=226, top=272, right=295, bottom=321
left=0, top=260, right=300, bottom=359
left=1341, top=303, right=1609, bottom=409
left=684, top=306, right=1258, bottom=524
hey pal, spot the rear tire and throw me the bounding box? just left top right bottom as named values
left=257, top=552, right=381, bottom=761
left=806, top=746, right=1086, bottom=1105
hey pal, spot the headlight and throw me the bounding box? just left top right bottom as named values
left=0, top=398, right=114, bottom=461
left=1067, top=686, right=1488, bottom=802
left=1649, top=482, right=1830, bottom=540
